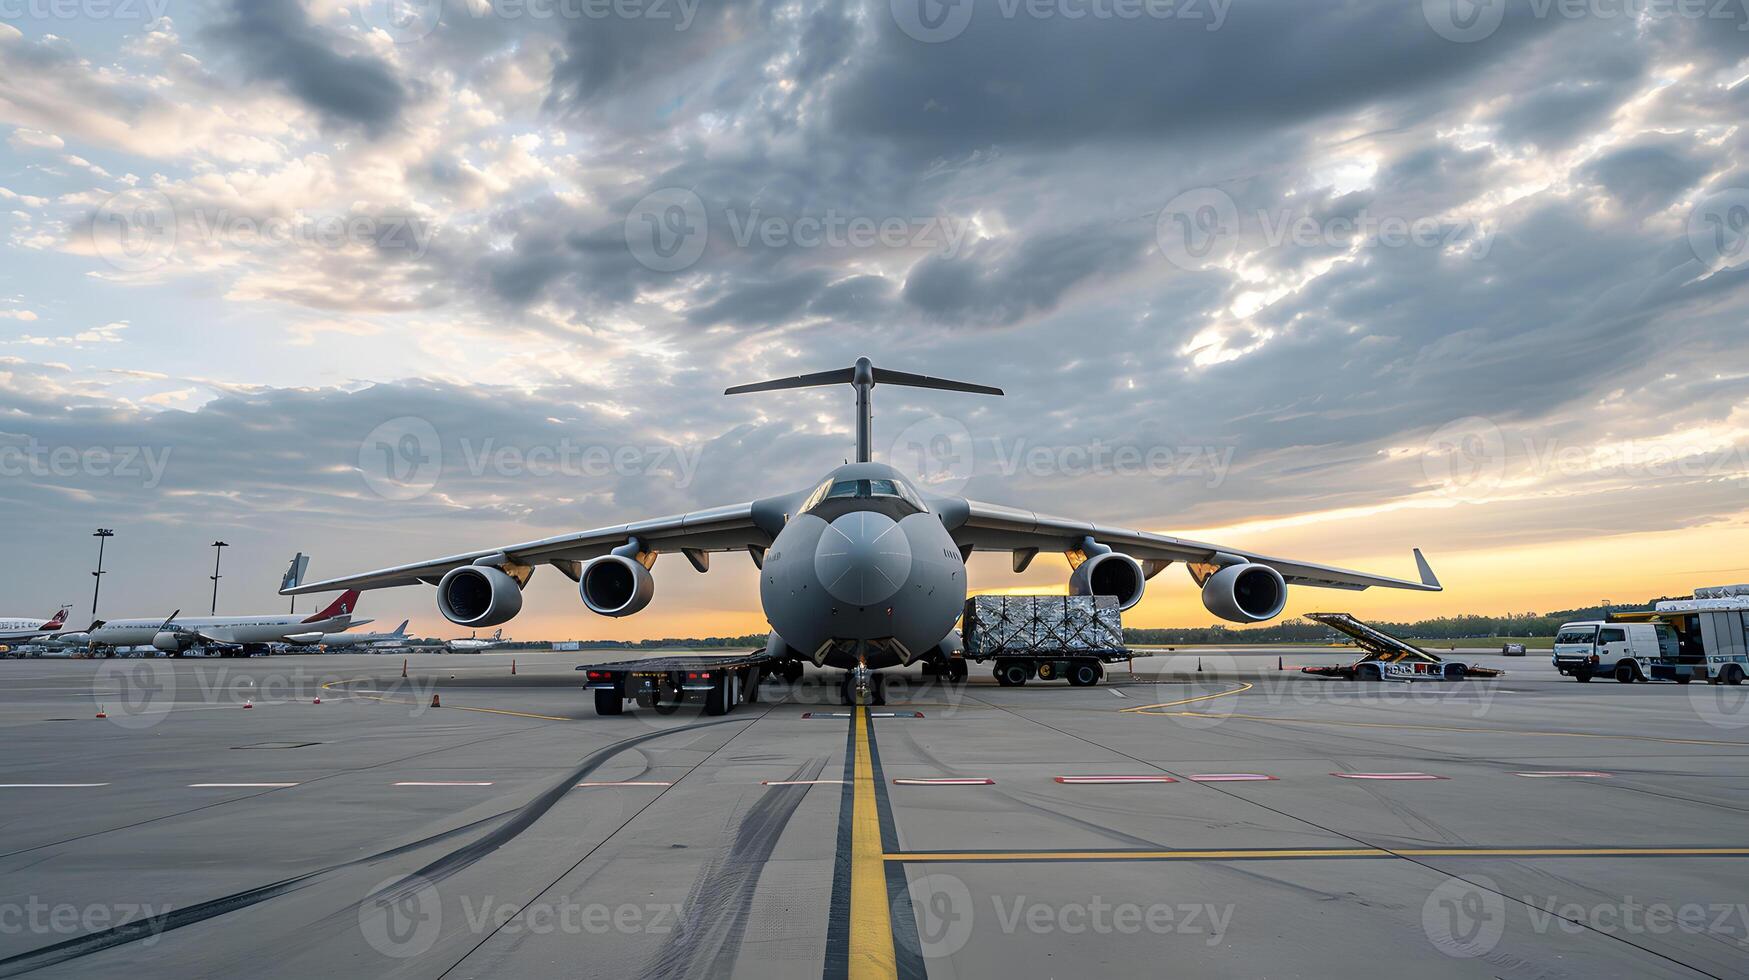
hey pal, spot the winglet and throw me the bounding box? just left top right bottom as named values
left=1413, top=548, right=1441, bottom=591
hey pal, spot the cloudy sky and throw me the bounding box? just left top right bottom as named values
left=2, top=0, right=1748, bottom=639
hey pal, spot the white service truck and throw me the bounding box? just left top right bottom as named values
left=1644, top=589, right=1749, bottom=686
left=1551, top=621, right=1679, bottom=683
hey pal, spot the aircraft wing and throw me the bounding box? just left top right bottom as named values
left=281, top=502, right=770, bottom=596
left=945, top=498, right=1441, bottom=592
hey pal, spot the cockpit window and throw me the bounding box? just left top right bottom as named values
left=803, top=477, right=928, bottom=515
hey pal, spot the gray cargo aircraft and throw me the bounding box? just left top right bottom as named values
left=283, top=358, right=1440, bottom=700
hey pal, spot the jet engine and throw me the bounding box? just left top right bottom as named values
left=152, top=630, right=186, bottom=652
left=1201, top=563, right=1288, bottom=623
left=1069, top=551, right=1146, bottom=611
left=437, top=565, right=524, bottom=628
left=580, top=555, right=655, bottom=617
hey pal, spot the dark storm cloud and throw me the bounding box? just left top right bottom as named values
left=828, top=0, right=1550, bottom=155
left=1582, top=140, right=1713, bottom=214
left=901, top=225, right=1150, bottom=325
left=208, top=0, right=408, bottom=134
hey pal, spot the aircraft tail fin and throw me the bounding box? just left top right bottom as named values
left=303, top=589, right=361, bottom=623
left=44, top=607, right=68, bottom=629
left=725, top=356, right=1002, bottom=463
left=393, top=619, right=409, bottom=636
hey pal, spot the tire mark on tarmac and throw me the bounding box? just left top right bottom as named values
left=640, top=757, right=829, bottom=979
left=0, top=717, right=750, bottom=977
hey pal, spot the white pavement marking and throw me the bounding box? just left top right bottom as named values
left=0, top=783, right=109, bottom=788
left=394, top=781, right=495, bottom=787
left=1187, top=774, right=1278, bottom=782
left=1332, top=772, right=1447, bottom=780
left=1514, top=771, right=1612, bottom=778
left=575, top=781, right=672, bottom=788
left=1109, top=689, right=1129, bottom=698
left=189, top=783, right=300, bottom=788
left=893, top=777, right=995, bottom=786
left=1055, top=775, right=1177, bottom=784
left=761, top=779, right=846, bottom=786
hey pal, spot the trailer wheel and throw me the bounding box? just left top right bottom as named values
left=594, top=689, right=624, bottom=716
left=704, top=677, right=732, bottom=716
left=1066, top=662, right=1101, bottom=687
left=996, top=662, right=1030, bottom=687
left=1036, top=661, right=1057, bottom=681
left=1724, top=665, right=1745, bottom=686
left=1443, top=663, right=1467, bottom=681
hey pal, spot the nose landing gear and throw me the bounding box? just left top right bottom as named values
left=841, top=666, right=886, bottom=706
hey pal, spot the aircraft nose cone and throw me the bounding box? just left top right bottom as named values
left=816, top=511, right=912, bottom=607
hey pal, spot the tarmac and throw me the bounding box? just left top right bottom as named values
left=0, top=648, right=1746, bottom=978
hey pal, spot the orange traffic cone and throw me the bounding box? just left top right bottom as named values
left=430, top=693, right=441, bottom=708
left=95, top=706, right=107, bottom=719
left=313, top=696, right=322, bottom=705
left=243, top=700, right=254, bottom=709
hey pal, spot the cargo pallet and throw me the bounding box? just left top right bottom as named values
left=962, top=594, right=1130, bottom=687
left=1300, top=612, right=1502, bottom=681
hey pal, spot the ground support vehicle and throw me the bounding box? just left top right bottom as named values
left=1300, top=613, right=1502, bottom=681
left=579, top=649, right=790, bottom=716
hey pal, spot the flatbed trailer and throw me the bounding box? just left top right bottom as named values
left=961, top=595, right=1130, bottom=687
left=578, top=650, right=791, bottom=716
left=1300, top=613, right=1503, bottom=681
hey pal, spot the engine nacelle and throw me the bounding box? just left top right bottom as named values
left=580, top=555, right=655, bottom=617
left=1068, top=551, right=1146, bottom=610
left=152, top=630, right=185, bottom=652
left=437, top=565, right=524, bottom=628
left=1201, top=563, right=1288, bottom=623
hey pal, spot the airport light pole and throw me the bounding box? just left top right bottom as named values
left=209, top=541, right=228, bottom=615
left=90, top=529, right=114, bottom=618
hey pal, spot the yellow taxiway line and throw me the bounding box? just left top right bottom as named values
left=1120, top=681, right=1253, bottom=714
left=850, top=705, right=898, bottom=980
left=886, top=846, right=1749, bottom=863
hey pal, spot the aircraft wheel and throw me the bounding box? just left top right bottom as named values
left=1067, top=662, right=1101, bottom=687
left=594, top=689, right=624, bottom=716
